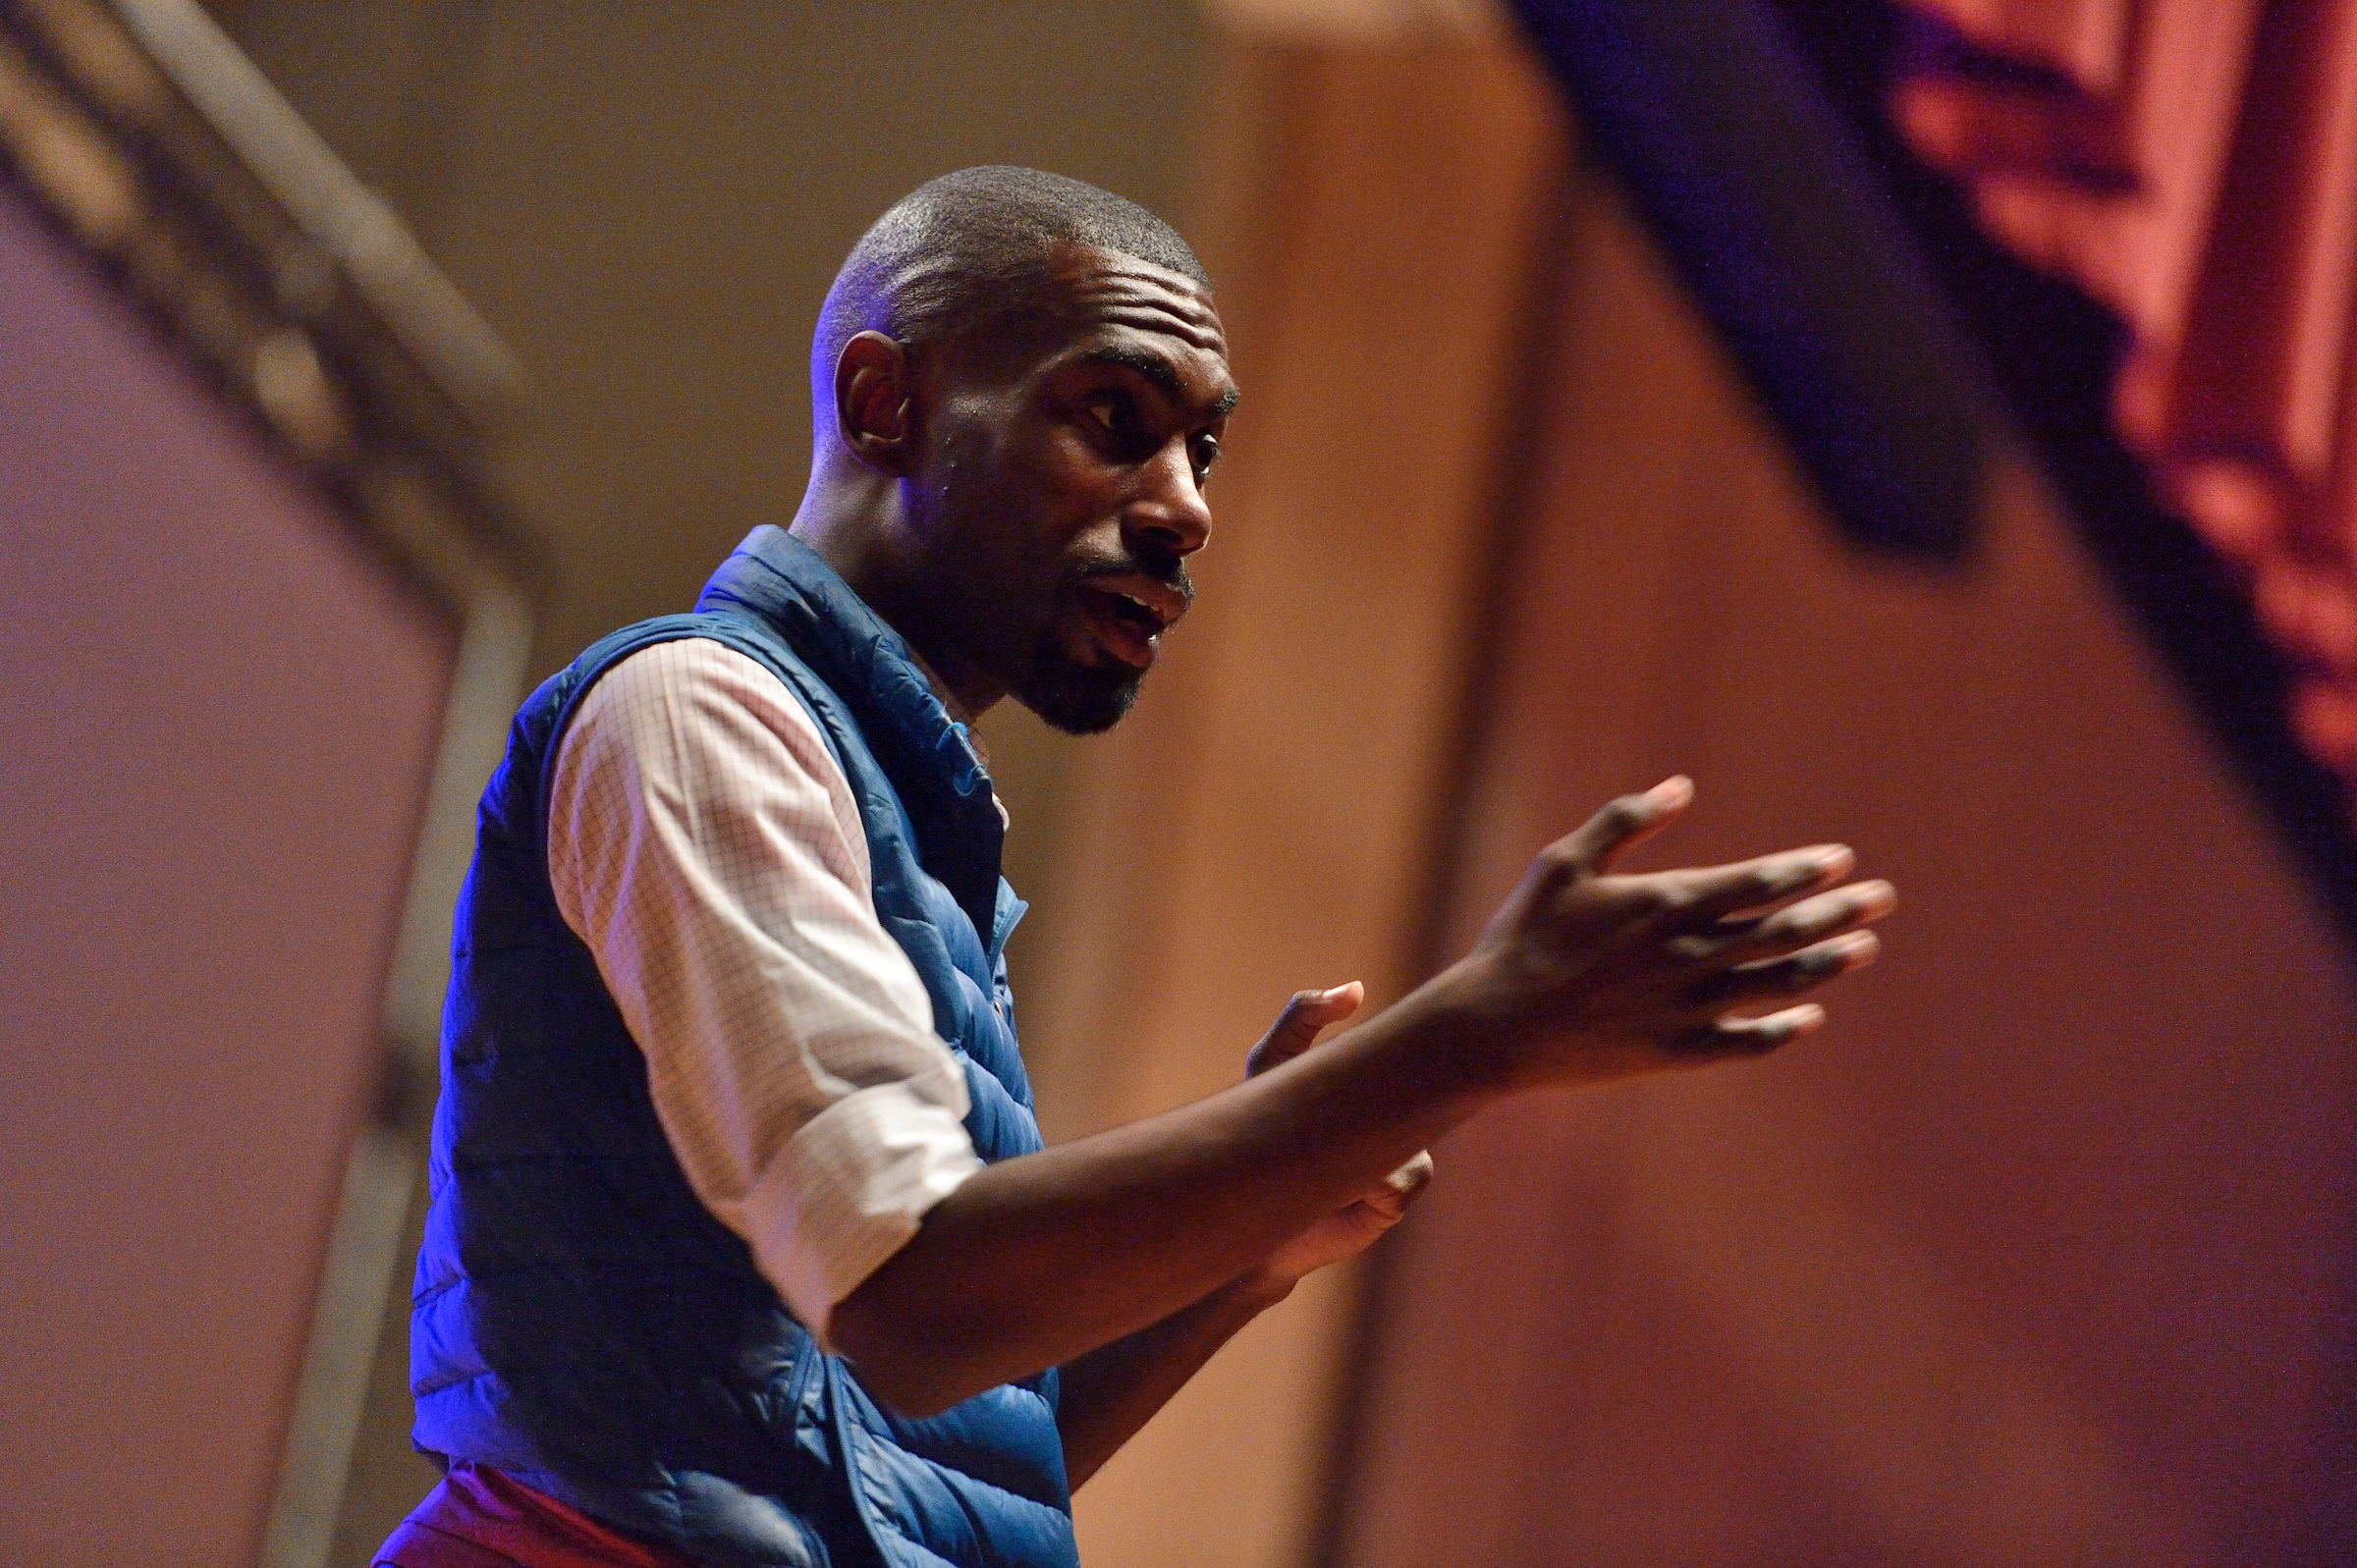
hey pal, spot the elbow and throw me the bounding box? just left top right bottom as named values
left=851, top=1362, right=968, bottom=1421
left=827, top=1297, right=983, bottom=1419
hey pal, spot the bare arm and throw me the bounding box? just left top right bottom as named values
left=1053, top=1271, right=1290, bottom=1488
left=1052, top=985, right=1430, bottom=1487
left=833, top=778, right=1895, bottom=1416
left=835, top=975, right=1488, bottom=1415
left=1052, top=1149, right=1433, bottom=1487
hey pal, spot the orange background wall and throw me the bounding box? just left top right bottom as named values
left=1024, top=26, right=2357, bottom=1567
left=1340, top=131, right=2357, bottom=1566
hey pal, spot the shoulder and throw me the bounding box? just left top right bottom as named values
left=547, top=633, right=875, bottom=886
left=550, top=636, right=868, bottom=850
left=568, top=636, right=839, bottom=773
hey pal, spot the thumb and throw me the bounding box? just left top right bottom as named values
left=1245, top=982, right=1364, bottom=1078
left=1382, top=1149, right=1436, bottom=1203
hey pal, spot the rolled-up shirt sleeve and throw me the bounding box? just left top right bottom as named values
left=545, top=636, right=982, bottom=1344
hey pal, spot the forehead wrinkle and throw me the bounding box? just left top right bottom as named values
left=1056, top=264, right=1223, bottom=341
left=1069, top=273, right=1219, bottom=315
left=1094, top=304, right=1227, bottom=354
left=1052, top=244, right=1212, bottom=296
left=1038, top=245, right=1233, bottom=403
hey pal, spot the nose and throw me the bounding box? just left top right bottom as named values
left=1123, top=436, right=1213, bottom=561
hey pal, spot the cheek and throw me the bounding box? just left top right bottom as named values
left=933, top=420, right=1124, bottom=591
left=1031, top=422, right=1130, bottom=507
left=1009, top=454, right=1121, bottom=569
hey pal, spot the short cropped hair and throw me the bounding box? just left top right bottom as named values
left=812, top=166, right=1208, bottom=418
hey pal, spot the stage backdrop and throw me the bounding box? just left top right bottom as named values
left=1333, top=130, right=2357, bottom=1568
left=1020, top=10, right=2357, bottom=1566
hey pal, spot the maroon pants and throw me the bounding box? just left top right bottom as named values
left=373, top=1463, right=699, bottom=1568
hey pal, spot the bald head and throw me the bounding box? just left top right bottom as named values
left=812, top=167, right=1209, bottom=429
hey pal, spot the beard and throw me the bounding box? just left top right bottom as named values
left=909, top=468, right=1186, bottom=735
left=915, top=552, right=1154, bottom=735
left=1013, top=628, right=1146, bottom=734
left=1008, top=558, right=1194, bottom=734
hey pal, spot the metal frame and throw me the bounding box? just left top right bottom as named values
left=0, top=2, right=541, bottom=1560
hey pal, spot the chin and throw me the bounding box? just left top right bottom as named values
left=1017, top=654, right=1145, bottom=735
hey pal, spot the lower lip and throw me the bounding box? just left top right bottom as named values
left=1078, top=591, right=1158, bottom=669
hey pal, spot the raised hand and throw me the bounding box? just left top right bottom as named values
left=1242, top=982, right=1436, bottom=1284
left=1453, top=776, right=1895, bottom=1089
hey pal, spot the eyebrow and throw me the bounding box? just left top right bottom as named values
left=1077, top=343, right=1241, bottom=421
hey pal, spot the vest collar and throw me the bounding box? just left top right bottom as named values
left=695, top=525, right=1006, bottom=932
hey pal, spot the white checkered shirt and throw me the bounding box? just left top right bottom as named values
left=546, top=637, right=984, bottom=1344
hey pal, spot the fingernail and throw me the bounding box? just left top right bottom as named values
left=1323, top=982, right=1358, bottom=1000
left=1807, top=844, right=1852, bottom=872
left=1650, top=775, right=1693, bottom=807
left=1789, top=1004, right=1827, bottom=1034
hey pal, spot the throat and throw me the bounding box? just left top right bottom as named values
left=904, top=642, right=989, bottom=735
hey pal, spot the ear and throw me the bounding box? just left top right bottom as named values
left=834, top=330, right=916, bottom=473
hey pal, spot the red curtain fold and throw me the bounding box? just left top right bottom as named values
left=1893, top=0, right=2357, bottom=799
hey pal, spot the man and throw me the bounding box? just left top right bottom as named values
left=378, top=167, right=1893, bottom=1568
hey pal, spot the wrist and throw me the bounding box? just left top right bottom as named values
left=1387, top=955, right=1528, bottom=1101
left=1226, top=1265, right=1299, bottom=1313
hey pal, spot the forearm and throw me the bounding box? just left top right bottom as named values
left=832, top=972, right=1502, bottom=1414
left=1054, top=1271, right=1292, bottom=1488
left=834, top=784, right=1898, bottom=1418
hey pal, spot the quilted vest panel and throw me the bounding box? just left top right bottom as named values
left=411, top=526, right=1077, bottom=1568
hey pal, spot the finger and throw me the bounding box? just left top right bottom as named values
left=1692, top=931, right=1879, bottom=1006
left=1687, top=1002, right=1826, bottom=1056
left=1244, top=982, right=1365, bottom=1077
left=1702, top=880, right=1896, bottom=964
left=1345, top=1152, right=1435, bottom=1229
left=1556, top=776, right=1693, bottom=876
left=1350, top=1171, right=1423, bottom=1225
left=1336, top=1193, right=1406, bottom=1234
left=1661, top=843, right=1856, bottom=925
left=1381, top=1149, right=1436, bottom=1203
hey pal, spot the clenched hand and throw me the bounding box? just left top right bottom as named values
left=1241, top=982, right=1435, bottom=1284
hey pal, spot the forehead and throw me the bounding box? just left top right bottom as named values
left=1044, top=243, right=1225, bottom=352
left=1027, top=243, right=1233, bottom=405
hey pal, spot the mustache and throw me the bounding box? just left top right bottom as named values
left=1072, top=555, right=1194, bottom=608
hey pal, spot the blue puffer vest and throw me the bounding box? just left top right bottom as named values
left=411, top=525, right=1077, bottom=1568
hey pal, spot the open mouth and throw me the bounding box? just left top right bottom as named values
left=1074, top=576, right=1185, bottom=669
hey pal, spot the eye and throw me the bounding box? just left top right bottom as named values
left=1190, top=433, right=1222, bottom=485
left=1082, top=392, right=1167, bottom=465
left=1085, top=394, right=1134, bottom=437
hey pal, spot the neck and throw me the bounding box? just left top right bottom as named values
left=788, top=460, right=1005, bottom=722
left=904, top=644, right=982, bottom=730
